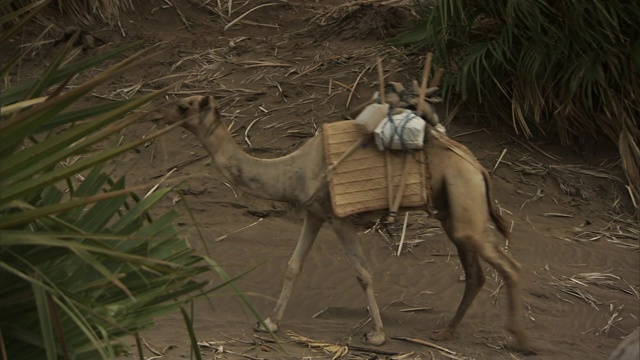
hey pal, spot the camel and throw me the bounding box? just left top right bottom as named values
left=608, top=328, right=639, bottom=360
left=162, top=94, right=530, bottom=350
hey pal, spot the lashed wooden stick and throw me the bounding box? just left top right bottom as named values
left=326, top=137, right=366, bottom=176
left=374, top=57, right=395, bottom=211
left=430, top=67, right=444, bottom=89
left=387, top=154, right=411, bottom=223
left=377, top=56, right=386, bottom=104
left=387, top=51, right=433, bottom=223
left=385, top=151, right=394, bottom=208
left=416, top=52, right=433, bottom=116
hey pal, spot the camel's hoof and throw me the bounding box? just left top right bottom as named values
left=430, top=329, right=454, bottom=341
left=362, top=330, right=387, bottom=346
left=254, top=318, right=279, bottom=333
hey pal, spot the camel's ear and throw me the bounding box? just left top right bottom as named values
left=199, top=95, right=212, bottom=110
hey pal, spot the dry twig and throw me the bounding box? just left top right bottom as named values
left=287, top=331, right=348, bottom=359
left=391, top=336, right=457, bottom=355
left=224, top=3, right=279, bottom=31
left=214, top=218, right=263, bottom=241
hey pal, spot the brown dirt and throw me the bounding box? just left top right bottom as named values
left=8, top=1, right=639, bottom=359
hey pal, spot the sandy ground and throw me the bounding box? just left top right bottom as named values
left=8, top=1, right=639, bottom=359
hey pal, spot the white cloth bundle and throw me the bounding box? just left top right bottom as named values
left=374, top=109, right=426, bottom=151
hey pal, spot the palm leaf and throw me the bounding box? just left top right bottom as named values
left=0, top=3, right=224, bottom=358
left=393, top=0, right=640, bottom=196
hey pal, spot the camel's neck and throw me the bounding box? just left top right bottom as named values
left=194, top=122, right=326, bottom=204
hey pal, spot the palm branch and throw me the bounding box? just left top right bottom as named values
left=0, top=3, right=215, bottom=359
left=393, top=0, right=640, bottom=198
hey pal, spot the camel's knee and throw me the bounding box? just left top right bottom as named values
left=446, top=228, right=485, bottom=253
left=498, top=258, right=521, bottom=287
left=447, top=228, right=472, bottom=242
left=464, top=256, right=485, bottom=285
left=457, top=248, right=485, bottom=288
left=505, top=252, right=523, bottom=272
left=479, top=246, right=520, bottom=284
left=494, top=260, right=519, bottom=285
left=356, top=273, right=372, bottom=291
left=284, top=259, right=304, bottom=280
left=505, top=267, right=520, bottom=285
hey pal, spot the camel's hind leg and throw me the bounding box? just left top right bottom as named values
left=255, top=210, right=323, bottom=333
left=431, top=239, right=485, bottom=342
left=476, top=242, right=529, bottom=350
left=330, top=218, right=386, bottom=346
left=431, top=219, right=528, bottom=350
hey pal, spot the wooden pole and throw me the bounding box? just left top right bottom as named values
left=387, top=51, right=433, bottom=223
left=376, top=57, right=386, bottom=104
left=416, top=52, right=433, bottom=116
left=430, top=67, right=444, bottom=89
left=385, top=151, right=393, bottom=208
left=386, top=154, right=412, bottom=223
left=374, top=57, right=395, bottom=211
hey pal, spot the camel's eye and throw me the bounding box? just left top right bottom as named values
left=177, top=104, right=189, bottom=115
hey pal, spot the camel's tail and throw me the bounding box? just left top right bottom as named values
left=481, top=167, right=512, bottom=242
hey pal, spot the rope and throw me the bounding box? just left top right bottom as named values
left=381, top=108, right=423, bottom=152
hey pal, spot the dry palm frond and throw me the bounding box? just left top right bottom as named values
left=508, top=155, right=599, bottom=199
left=597, top=305, right=625, bottom=336
left=550, top=164, right=622, bottom=182
left=287, top=331, right=349, bottom=359
left=309, top=0, right=414, bottom=26
left=550, top=271, right=638, bottom=311
left=550, top=276, right=601, bottom=310
left=237, top=60, right=292, bottom=68
left=572, top=273, right=638, bottom=297
left=305, top=0, right=417, bottom=42
left=223, top=2, right=279, bottom=31
left=606, top=238, right=639, bottom=251
left=570, top=219, right=639, bottom=251
left=391, top=336, right=458, bottom=356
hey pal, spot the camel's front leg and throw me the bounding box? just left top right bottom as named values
left=254, top=210, right=323, bottom=333
left=330, top=218, right=386, bottom=346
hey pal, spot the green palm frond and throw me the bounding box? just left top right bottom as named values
left=0, top=4, right=217, bottom=359
left=393, top=0, right=640, bottom=197
left=0, top=0, right=136, bottom=26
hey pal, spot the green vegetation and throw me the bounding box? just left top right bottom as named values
left=0, top=0, right=135, bottom=26
left=0, top=1, right=216, bottom=358
left=394, top=0, right=639, bottom=197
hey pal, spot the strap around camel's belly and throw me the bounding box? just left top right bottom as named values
left=322, top=120, right=428, bottom=217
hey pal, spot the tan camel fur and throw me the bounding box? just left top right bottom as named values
left=608, top=328, right=639, bottom=360
left=164, top=95, right=530, bottom=350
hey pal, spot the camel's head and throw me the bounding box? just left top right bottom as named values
left=163, top=95, right=221, bottom=133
